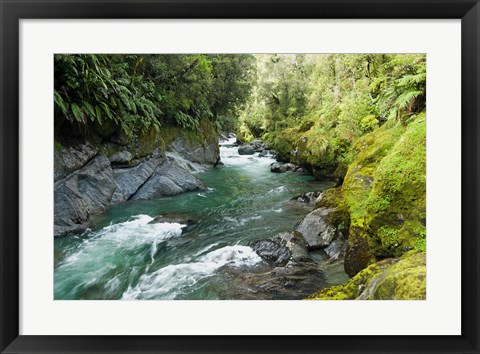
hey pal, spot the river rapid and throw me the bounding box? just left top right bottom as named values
left=54, top=138, right=347, bottom=300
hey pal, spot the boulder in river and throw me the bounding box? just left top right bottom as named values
left=249, top=138, right=267, bottom=152
left=225, top=231, right=326, bottom=299
left=294, top=207, right=338, bottom=249
left=149, top=212, right=196, bottom=226
left=270, top=162, right=300, bottom=173
left=238, top=144, right=255, bottom=155
left=290, top=191, right=322, bottom=205
left=250, top=230, right=311, bottom=266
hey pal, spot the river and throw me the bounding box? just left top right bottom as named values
left=54, top=138, right=347, bottom=300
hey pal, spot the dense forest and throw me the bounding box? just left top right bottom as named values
left=54, top=54, right=426, bottom=300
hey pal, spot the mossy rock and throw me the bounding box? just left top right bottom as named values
left=364, top=115, right=426, bottom=258
left=342, top=123, right=403, bottom=220
left=135, top=126, right=163, bottom=158
left=307, top=252, right=426, bottom=300
left=315, top=187, right=350, bottom=234
left=341, top=123, right=404, bottom=276
left=344, top=225, right=376, bottom=277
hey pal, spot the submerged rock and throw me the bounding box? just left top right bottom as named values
left=149, top=212, right=196, bottom=226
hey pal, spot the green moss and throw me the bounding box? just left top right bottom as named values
left=135, top=126, right=162, bottom=158
left=341, top=123, right=404, bottom=275
left=157, top=119, right=219, bottom=159
left=307, top=252, right=426, bottom=300
left=365, top=115, right=426, bottom=258
left=264, top=127, right=298, bottom=162
left=315, top=187, right=351, bottom=236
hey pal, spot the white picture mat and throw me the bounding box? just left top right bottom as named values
left=19, top=19, right=461, bottom=335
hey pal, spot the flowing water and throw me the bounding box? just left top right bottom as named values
left=54, top=139, right=345, bottom=300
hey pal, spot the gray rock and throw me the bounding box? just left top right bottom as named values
left=238, top=145, right=255, bottom=155
left=258, top=149, right=275, bottom=158
left=54, top=176, right=90, bottom=237
left=250, top=138, right=267, bottom=152
left=149, top=212, right=196, bottom=226
left=294, top=207, right=337, bottom=249
left=54, top=141, right=98, bottom=181
left=111, top=156, right=164, bottom=204
left=324, top=235, right=347, bottom=261
left=108, top=151, right=132, bottom=164
left=226, top=231, right=325, bottom=299
left=250, top=231, right=310, bottom=267
left=131, top=157, right=205, bottom=201
left=54, top=156, right=115, bottom=237
left=291, top=191, right=322, bottom=205
left=270, top=162, right=299, bottom=173
left=76, top=156, right=116, bottom=215
left=227, top=133, right=236, bottom=138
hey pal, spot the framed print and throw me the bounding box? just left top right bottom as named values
left=1, top=0, right=479, bottom=353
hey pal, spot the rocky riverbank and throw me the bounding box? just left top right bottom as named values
left=241, top=117, right=427, bottom=300
left=54, top=120, right=219, bottom=237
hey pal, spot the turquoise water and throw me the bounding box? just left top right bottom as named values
left=54, top=140, right=337, bottom=300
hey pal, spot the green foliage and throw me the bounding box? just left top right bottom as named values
left=238, top=54, right=426, bottom=174
left=54, top=54, right=255, bottom=140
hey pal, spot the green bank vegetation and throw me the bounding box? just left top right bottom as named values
left=54, top=54, right=426, bottom=300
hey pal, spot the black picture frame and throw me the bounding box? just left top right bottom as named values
left=1, top=1, right=479, bottom=353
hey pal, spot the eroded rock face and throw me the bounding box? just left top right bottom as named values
left=54, top=156, right=115, bottom=237
left=168, top=136, right=219, bottom=166
left=131, top=156, right=206, bottom=201
left=111, top=156, right=164, bottom=204
left=54, top=141, right=98, bottom=181
left=54, top=122, right=220, bottom=238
